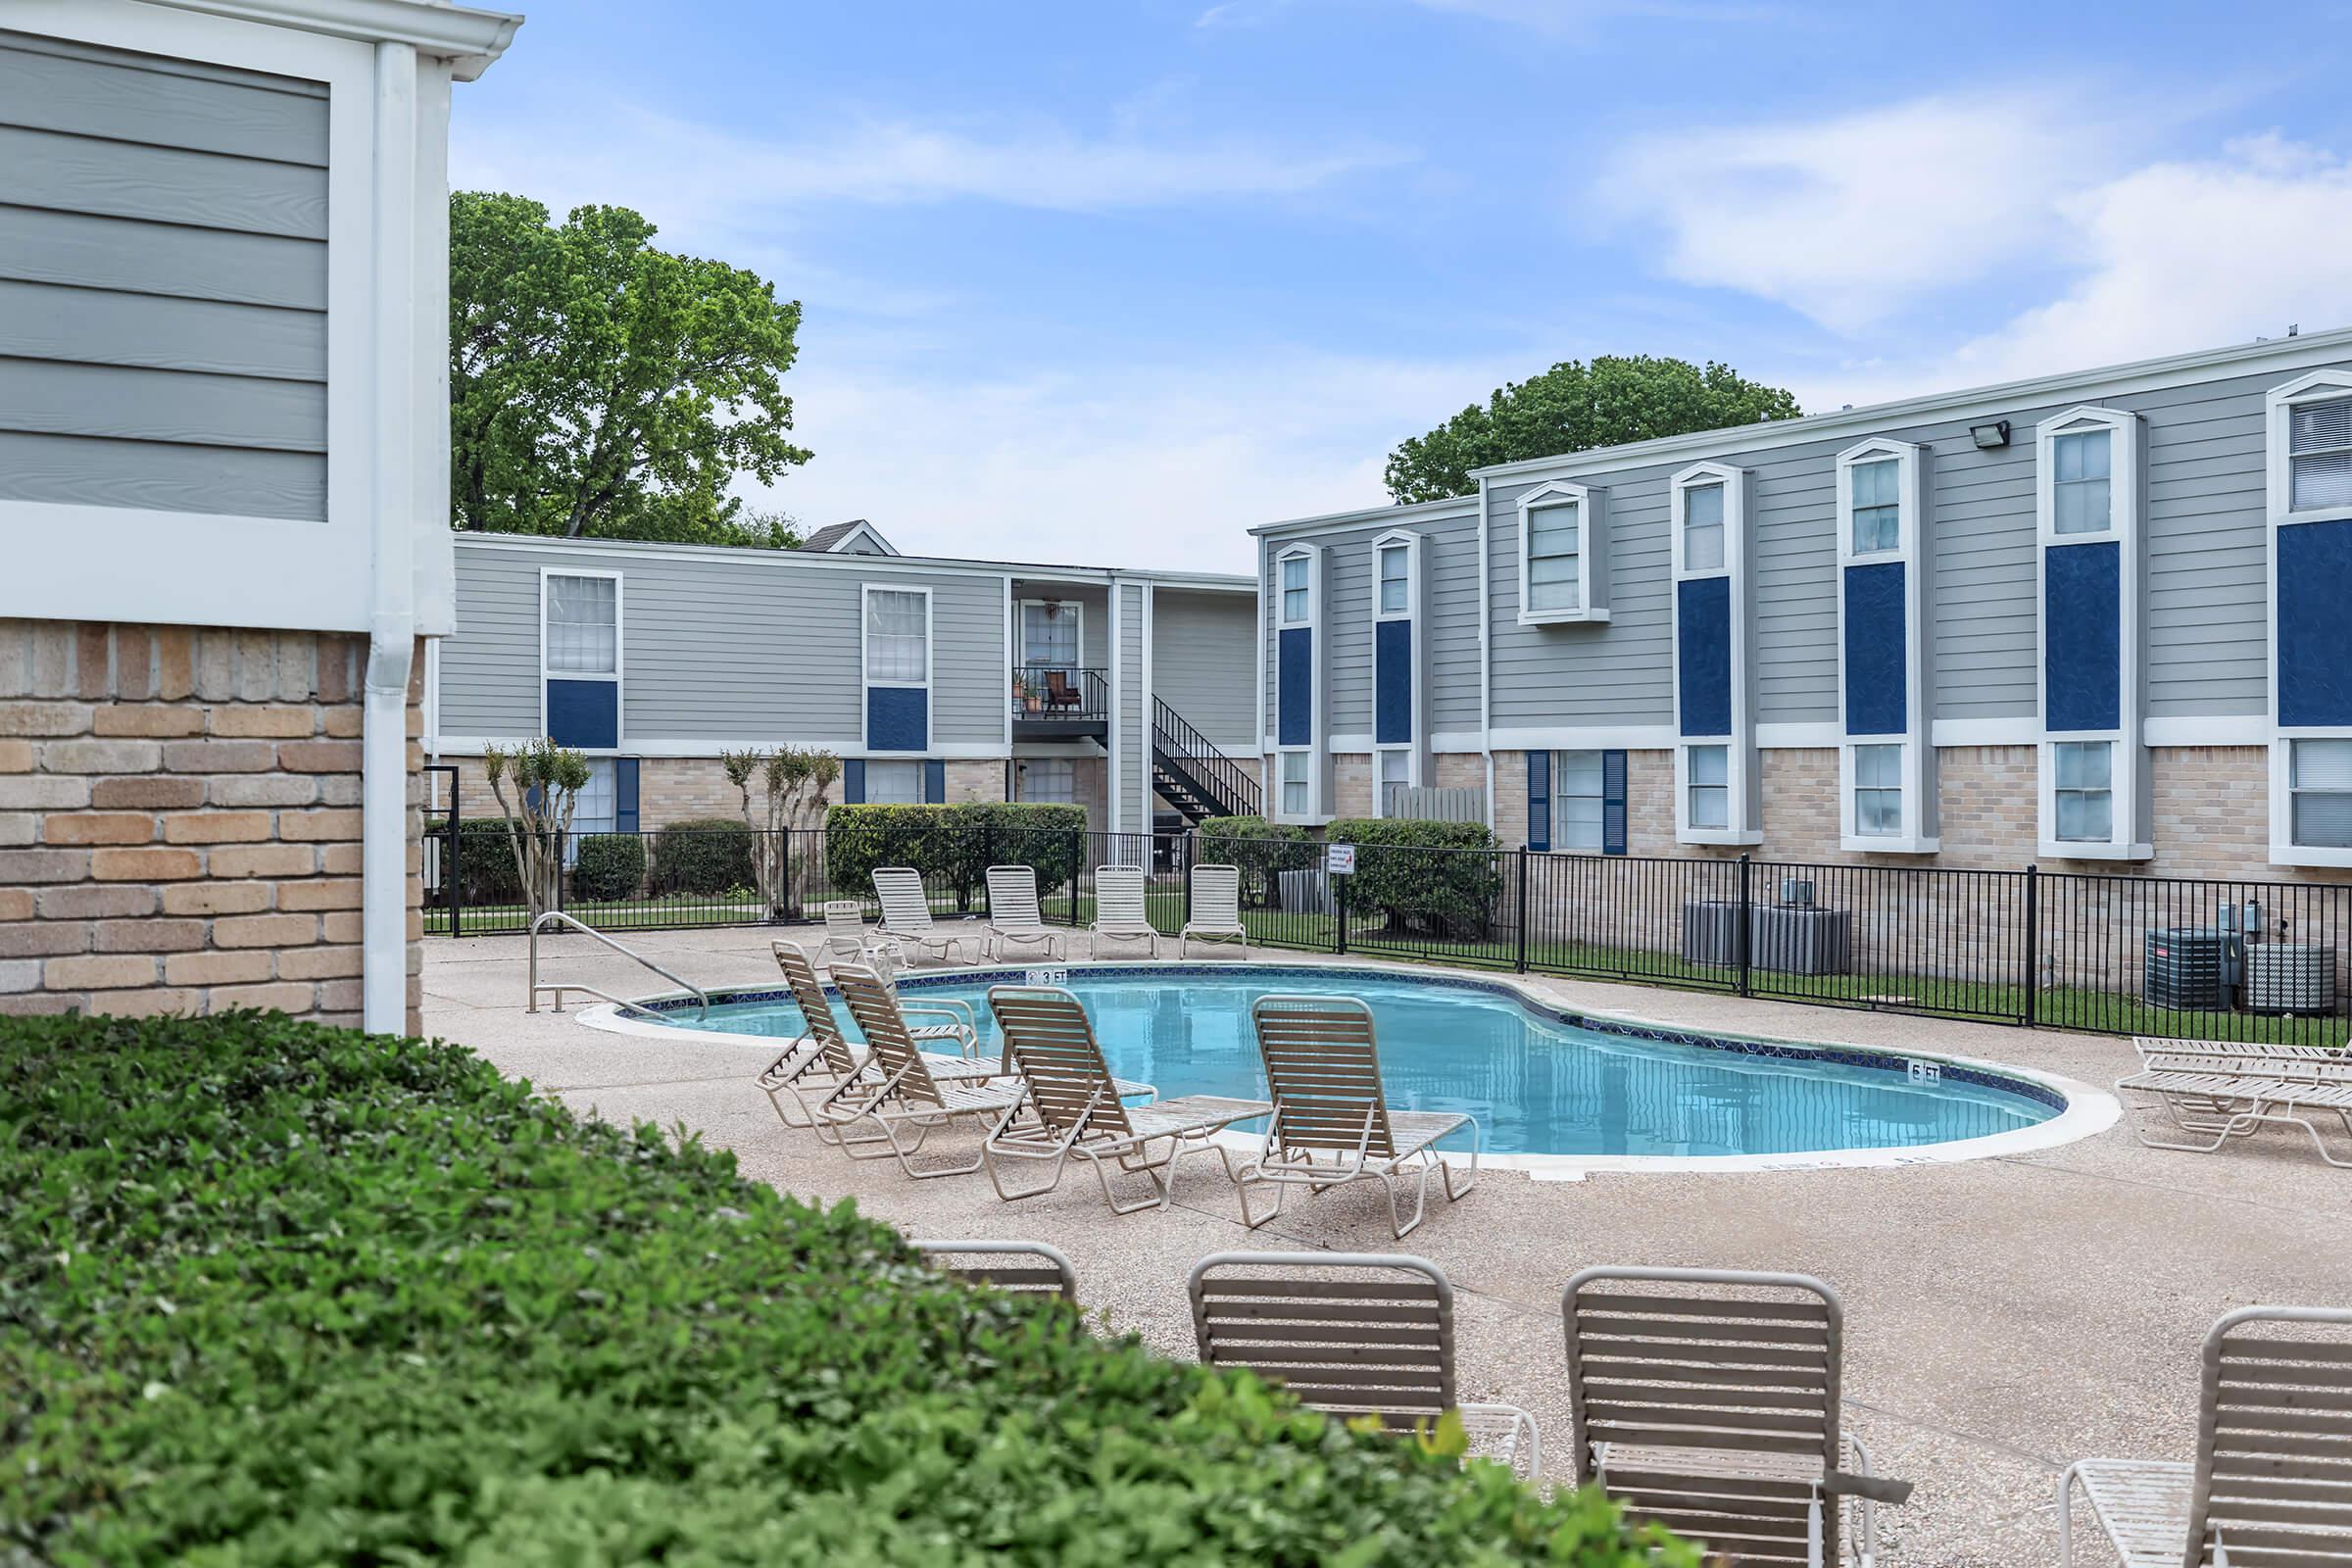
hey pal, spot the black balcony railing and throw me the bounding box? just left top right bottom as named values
left=1010, top=664, right=1107, bottom=725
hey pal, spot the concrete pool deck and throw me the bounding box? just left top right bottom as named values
left=424, top=924, right=2352, bottom=1567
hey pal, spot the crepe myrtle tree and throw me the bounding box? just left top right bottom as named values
left=722, top=745, right=842, bottom=917
left=481, top=738, right=590, bottom=922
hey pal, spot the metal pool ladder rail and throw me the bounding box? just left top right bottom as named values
left=526, top=910, right=710, bottom=1020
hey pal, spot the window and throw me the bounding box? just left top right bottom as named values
left=1020, top=601, right=1080, bottom=670
left=1280, top=752, right=1308, bottom=815
left=1852, top=743, right=1902, bottom=837
left=1525, top=501, right=1581, bottom=613
left=1378, top=544, right=1409, bottom=614
left=1848, top=460, right=1900, bottom=554
left=1554, top=749, right=1604, bottom=851
left=864, top=589, right=927, bottom=683
left=546, top=574, right=616, bottom=673
left=561, top=758, right=617, bottom=866
left=1280, top=556, right=1309, bottom=623
left=1681, top=483, right=1725, bottom=572
left=1377, top=749, right=1409, bottom=813
left=865, top=760, right=924, bottom=805
left=1686, top=744, right=1728, bottom=831
left=2290, top=396, right=2352, bottom=513
left=1019, top=758, right=1075, bottom=804
left=2291, top=739, right=2352, bottom=849
left=2053, top=741, right=2113, bottom=843
left=2052, top=429, right=2112, bottom=535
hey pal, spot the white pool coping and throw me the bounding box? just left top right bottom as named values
left=573, top=956, right=2121, bottom=1179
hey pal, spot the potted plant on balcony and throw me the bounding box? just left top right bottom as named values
left=1014, top=672, right=1041, bottom=713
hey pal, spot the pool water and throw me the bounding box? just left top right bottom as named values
left=669, top=966, right=2059, bottom=1158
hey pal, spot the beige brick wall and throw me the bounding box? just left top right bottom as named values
left=0, top=620, right=423, bottom=1032
left=1490, top=750, right=1527, bottom=849
left=946, top=759, right=1006, bottom=805
left=1332, top=753, right=1372, bottom=819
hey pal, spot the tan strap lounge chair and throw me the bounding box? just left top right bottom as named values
left=984, top=863, right=1065, bottom=962
left=985, top=985, right=1267, bottom=1214
left=911, top=1238, right=1079, bottom=1304
left=872, top=866, right=980, bottom=966
left=813, top=962, right=1026, bottom=1178
left=1188, top=1250, right=1540, bottom=1478
left=1237, top=994, right=1478, bottom=1239
left=2120, top=1043, right=2352, bottom=1168
left=1562, top=1266, right=1909, bottom=1568
left=757, top=943, right=993, bottom=1140
left=1088, top=863, right=1161, bottom=958
left=2060, top=1304, right=2352, bottom=1567
left=1178, top=862, right=1249, bottom=959
left=817, top=898, right=900, bottom=976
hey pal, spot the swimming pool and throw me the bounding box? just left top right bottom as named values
left=605, top=961, right=2100, bottom=1168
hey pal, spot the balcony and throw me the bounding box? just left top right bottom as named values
left=1011, top=664, right=1107, bottom=738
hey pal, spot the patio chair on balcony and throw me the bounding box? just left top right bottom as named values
left=1562, top=1266, right=1910, bottom=1568
left=1178, top=862, right=1249, bottom=959
left=911, top=1239, right=1079, bottom=1304
left=819, top=962, right=1028, bottom=1179
left=985, top=863, right=1065, bottom=962
left=1189, top=1250, right=1541, bottom=1479
left=1088, top=863, right=1161, bottom=958
left=984, top=985, right=1267, bottom=1214
left=1238, top=995, right=1478, bottom=1239
left=872, top=866, right=980, bottom=966
left=1043, top=668, right=1084, bottom=714
left=2059, top=1304, right=2352, bottom=1567
left=757, top=943, right=994, bottom=1140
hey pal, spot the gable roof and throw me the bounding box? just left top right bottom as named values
left=801, top=518, right=899, bottom=556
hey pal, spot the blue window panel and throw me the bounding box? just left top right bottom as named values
left=546, top=679, right=617, bottom=749
left=923, top=760, right=946, bottom=804
left=1526, top=750, right=1550, bottom=852
left=1277, top=626, right=1313, bottom=747
left=1374, top=619, right=1413, bottom=746
left=1601, top=750, right=1627, bottom=857
left=866, top=686, right=928, bottom=752
left=1675, top=576, right=1733, bottom=739
left=843, top=759, right=866, bottom=804
left=2044, top=541, right=2121, bottom=733
left=2279, top=519, right=2352, bottom=727
left=613, top=758, right=640, bottom=833
left=1841, top=563, right=1908, bottom=737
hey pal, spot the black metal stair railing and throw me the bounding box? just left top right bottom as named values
left=1152, top=697, right=1259, bottom=820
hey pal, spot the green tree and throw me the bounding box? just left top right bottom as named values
left=1384, top=354, right=1803, bottom=503
left=450, top=192, right=812, bottom=545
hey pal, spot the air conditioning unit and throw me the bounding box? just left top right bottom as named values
left=2243, top=944, right=2337, bottom=1016
left=2144, top=928, right=2226, bottom=1010
left=1779, top=878, right=1816, bottom=907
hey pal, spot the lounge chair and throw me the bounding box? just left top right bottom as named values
left=985, top=863, right=1064, bottom=962
left=1237, top=994, right=1478, bottom=1239
left=911, top=1239, right=1079, bottom=1304
left=1088, top=863, right=1161, bottom=958
left=2119, top=1042, right=2352, bottom=1167
left=2059, top=1304, right=2352, bottom=1567
left=985, top=985, right=1269, bottom=1213
left=1178, top=862, right=1249, bottom=958
left=1189, top=1250, right=1541, bottom=1478
left=816, top=899, right=900, bottom=975
left=1561, top=1266, right=1910, bottom=1568
left=815, top=962, right=1026, bottom=1178
left=758, top=943, right=993, bottom=1139
left=872, top=866, right=980, bottom=965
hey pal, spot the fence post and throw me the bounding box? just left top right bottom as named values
left=1070, top=828, right=1083, bottom=927
left=1736, top=854, right=1752, bottom=999
left=446, top=787, right=463, bottom=938
left=1181, top=832, right=1194, bottom=927
left=1333, top=858, right=1348, bottom=956
left=1514, top=848, right=1530, bottom=973
left=2022, top=863, right=2039, bottom=1028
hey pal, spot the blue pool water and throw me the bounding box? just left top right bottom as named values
left=662, top=965, right=2060, bottom=1158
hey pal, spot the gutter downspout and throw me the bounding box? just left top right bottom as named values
left=363, top=39, right=419, bottom=1034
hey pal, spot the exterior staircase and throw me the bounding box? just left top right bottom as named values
left=1151, top=698, right=1259, bottom=825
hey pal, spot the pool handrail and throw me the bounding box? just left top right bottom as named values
left=526, top=909, right=709, bottom=1019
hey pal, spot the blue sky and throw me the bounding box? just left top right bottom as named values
left=452, top=1, right=2352, bottom=572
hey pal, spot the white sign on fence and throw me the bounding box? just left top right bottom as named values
left=1325, top=844, right=1356, bottom=876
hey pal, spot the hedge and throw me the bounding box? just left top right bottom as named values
left=1330, top=818, right=1503, bottom=938
left=823, top=803, right=1087, bottom=912
left=0, top=1012, right=1694, bottom=1564
left=568, top=831, right=648, bottom=903
left=650, top=816, right=759, bottom=896
left=445, top=815, right=527, bottom=906
left=1197, top=815, right=1317, bottom=907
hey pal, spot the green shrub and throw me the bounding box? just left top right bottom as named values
left=1197, top=814, right=1317, bottom=907
left=0, top=1012, right=1692, bottom=1565
left=651, top=816, right=758, bottom=896
left=451, top=815, right=527, bottom=906
left=1331, top=817, right=1503, bottom=938
left=824, top=803, right=1086, bottom=912
left=568, top=831, right=648, bottom=902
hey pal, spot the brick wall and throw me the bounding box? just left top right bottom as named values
left=1, top=620, right=422, bottom=1030
left=1332, top=753, right=1371, bottom=818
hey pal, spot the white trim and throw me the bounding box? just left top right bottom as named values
left=1015, top=596, right=1086, bottom=672
left=1268, top=545, right=1325, bottom=823
left=817, top=519, right=900, bottom=556
left=1434, top=729, right=1486, bottom=755
left=1108, top=582, right=1123, bottom=833
left=1253, top=537, right=1268, bottom=798
left=1931, top=716, right=2036, bottom=747
left=422, top=635, right=442, bottom=761
left=427, top=737, right=1017, bottom=761
left=1001, top=574, right=1014, bottom=751
left=1490, top=724, right=1676, bottom=751
left=2145, top=715, right=2268, bottom=747
left=1328, top=732, right=1376, bottom=753
left=1274, top=545, right=1314, bottom=628
left=1515, top=479, right=1610, bottom=625
left=1369, top=527, right=1426, bottom=803
left=1412, top=717, right=2269, bottom=756
left=1249, top=491, right=1482, bottom=540
left=1670, top=463, right=1758, bottom=845
left=1834, top=438, right=1936, bottom=854
left=2267, top=368, right=2352, bottom=528
left=2264, top=369, right=2352, bottom=865
left=1477, top=473, right=1494, bottom=827
left=1141, top=580, right=1155, bottom=835
left=1758, top=720, right=1842, bottom=749
left=449, top=529, right=1255, bottom=592
left=859, top=582, right=933, bottom=755
left=145, top=0, right=520, bottom=74
left=1371, top=531, right=1415, bottom=622
left=538, top=566, right=622, bottom=753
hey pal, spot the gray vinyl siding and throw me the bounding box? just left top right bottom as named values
left=1151, top=589, right=1255, bottom=751
left=1424, top=514, right=1485, bottom=735
left=2132, top=368, right=2277, bottom=717
left=1117, top=583, right=1146, bottom=828
left=440, top=545, right=542, bottom=735
left=0, top=32, right=329, bottom=521
left=1486, top=472, right=1679, bottom=728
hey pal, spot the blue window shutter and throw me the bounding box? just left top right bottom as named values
left=613, top=759, right=639, bottom=833
left=1526, top=750, right=1550, bottom=852
left=844, top=760, right=865, bottom=804
left=923, top=760, right=946, bottom=804
left=1601, top=750, right=1628, bottom=857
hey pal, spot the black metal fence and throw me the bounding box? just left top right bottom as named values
left=423, top=817, right=2351, bottom=1044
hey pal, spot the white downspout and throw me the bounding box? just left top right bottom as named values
left=363, top=39, right=419, bottom=1034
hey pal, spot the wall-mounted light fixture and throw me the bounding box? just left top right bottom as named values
left=1970, top=419, right=2011, bottom=451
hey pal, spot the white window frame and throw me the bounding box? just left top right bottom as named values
left=1017, top=757, right=1077, bottom=805
left=1551, top=749, right=1607, bottom=853
left=1269, top=545, right=1326, bottom=823
left=860, top=583, right=934, bottom=752
left=1374, top=746, right=1413, bottom=818
left=1669, top=463, right=1759, bottom=845
left=1834, top=438, right=1936, bottom=853
left=1375, top=540, right=1412, bottom=620
left=1515, top=480, right=1610, bottom=626
left=1276, top=748, right=1313, bottom=820
left=1017, top=598, right=1085, bottom=671
left=2265, top=369, right=2352, bottom=866
left=2034, top=406, right=2149, bottom=859
left=863, top=759, right=925, bottom=806
left=1368, top=529, right=1424, bottom=813
left=1277, top=548, right=1314, bottom=628
left=538, top=567, right=623, bottom=754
